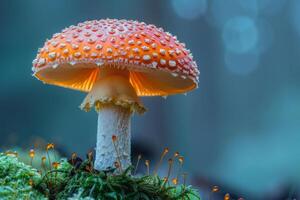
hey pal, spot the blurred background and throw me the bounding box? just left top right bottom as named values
left=0, top=0, right=299, bottom=199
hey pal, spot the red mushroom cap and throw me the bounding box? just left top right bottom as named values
left=32, top=19, right=199, bottom=96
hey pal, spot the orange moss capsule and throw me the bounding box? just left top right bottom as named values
left=174, top=151, right=179, bottom=158
left=145, top=160, right=150, bottom=166
left=29, top=149, right=35, bottom=158
left=46, top=143, right=54, bottom=150
left=178, top=156, right=184, bottom=164
left=52, top=162, right=60, bottom=169
left=224, top=193, right=230, bottom=200
left=212, top=185, right=219, bottom=193
left=145, top=160, right=150, bottom=175
left=164, top=148, right=169, bottom=154
left=172, top=178, right=178, bottom=185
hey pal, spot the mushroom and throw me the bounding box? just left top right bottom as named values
left=32, top=19, right=199, bottom=170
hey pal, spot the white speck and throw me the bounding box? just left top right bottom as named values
left=84, top=32, right=91, bottom=37
left=72, top=44, right=79, bottom=50
left=145, top=39, right=151, bottom=44
left=83, top=46, right=91, bottom=52
left=128, top=55, right=134, bottom=59
left=38, top=58, right=46, bottom=66
left=32, top=59, right=37, bottom=65
left=162, top=95, right=168, bottom=99
left=169, top=60, right=176, bottom=67
left=91, top=52, right=98, bottom=57
left=151, top=61, right=158, bottom=68
left=110, top=37, right=116, bottom=43
left=175, top=48, right=181, bottom=55
left=171, top=73, right=178, bottom=77
left=95, top=44, right=103, bottom=50
left=168, top=50, right=175, bottom=56
left=96, top=61, right=104, bottom=66
left=141, top=46, right=150, bottom=51
left=59, top=43, right=66, bottom=49
left=133, top=48, right=139, bottom=53
left=88, top=38, right=95, bottom=44
left=183, top=93, right=187, bottom=96
left=120, top=51, right=127, bottom=56
left=160, top=59, right=166, bottom=65
left=70, top=61, right=76, bottom=65
left=52, top=63, right=59, bottom=69
left=51, top=41, right=58, bottom=47
left=74, top=52, right=81, bottom=58
left=159, top=49, right=166, bottom=55
left=137, top=41, right=142, bottom=45
left=151, top=43, right=157, bottom=49
left=160, top=40, right=166, bottom=45
left=143, top=55, right=151, bottom=61
left=152, top=53, right=158, bottom=58
left=128, top=40, right=134, bottom=45
left=107, top=48, right=113, bottom=53
left=63, top=49, right=69, bottom=54
left=48, top=52, right=56, bottom=59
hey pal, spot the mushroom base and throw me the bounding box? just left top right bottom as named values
left=80, top=68, right=146, bottom=114
left=94, top=104, right=132, bottom=170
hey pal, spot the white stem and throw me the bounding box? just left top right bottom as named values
left=94, top=104, right=132, bottom=170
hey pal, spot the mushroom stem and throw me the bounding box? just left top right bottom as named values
left=95, top=104, right=131, bottom=170
left=81, top=68, right=145, bottom=170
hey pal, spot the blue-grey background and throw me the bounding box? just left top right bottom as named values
left=0, top=0, right=299, bottom=199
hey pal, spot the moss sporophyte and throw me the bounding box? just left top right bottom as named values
left=0, top=145, right=201, bottom=200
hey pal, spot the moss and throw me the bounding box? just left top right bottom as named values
left=0, top=153, right=46, bottom=200
left=0, top=153, right=201, bottom=200
left=36, top=159, right=200, bottom=200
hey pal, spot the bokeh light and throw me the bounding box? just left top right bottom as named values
left=290, top=0, right=300, bottom=36
left=222, top=16, right=258, bottom=54
left=209, top=0, right=255, bottom=28
left=171, top=0, right=207, bottom=20
left=237, top=0, right=286, bottom=16
left=208, top=0, right=286, bottom=29
left=255, top=19, right=274, bottom=54
left=224, top=51, right=259, bottom=75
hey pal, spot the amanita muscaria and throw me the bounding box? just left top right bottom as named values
left=32, top=19, right=199, bottom=170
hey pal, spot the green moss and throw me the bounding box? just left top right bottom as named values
left=36, top=160, right=200, bottom=200
left=0, top=153, right=46, bottom=200
left=0, top=153, right=201, bottom=200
